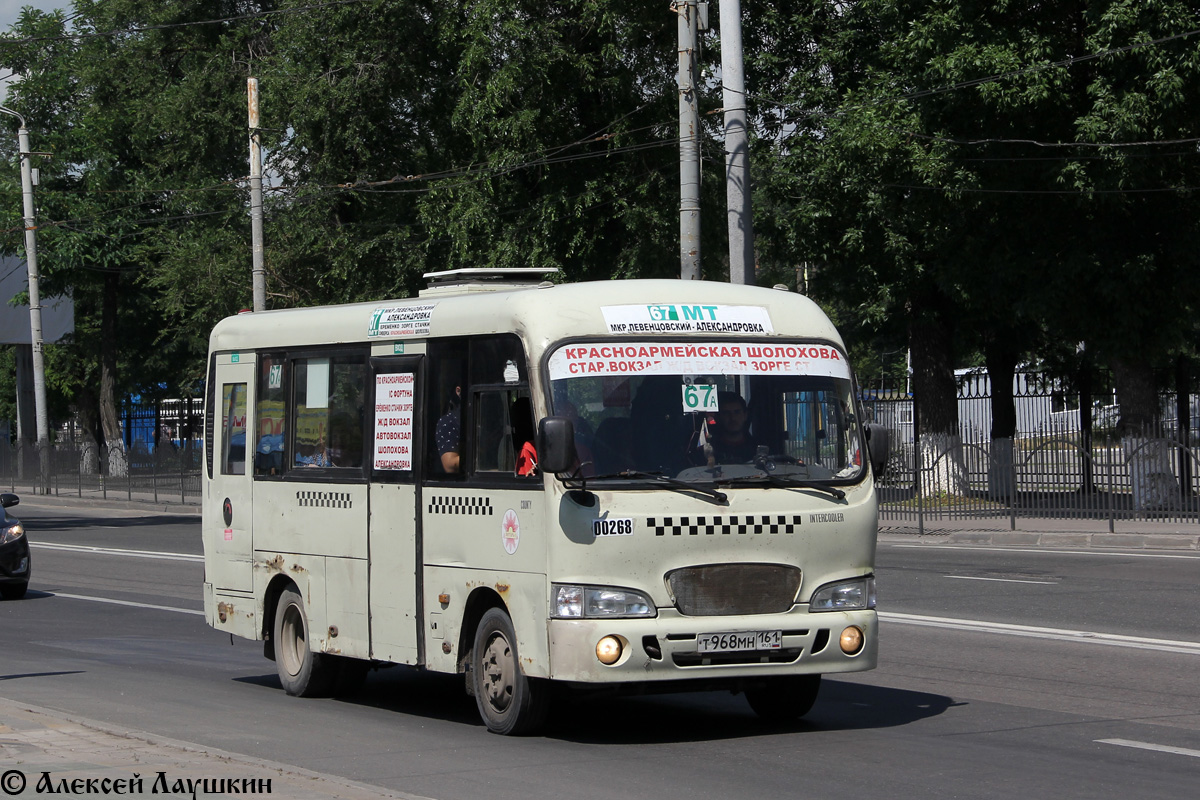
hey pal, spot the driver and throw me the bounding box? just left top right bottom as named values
left=704, top=392, right=758, bottom=464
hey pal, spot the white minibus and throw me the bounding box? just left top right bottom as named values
left=203, top=270, right=884, bottom=734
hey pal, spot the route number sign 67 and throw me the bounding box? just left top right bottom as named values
left=682, top=383, right=720, bottom=413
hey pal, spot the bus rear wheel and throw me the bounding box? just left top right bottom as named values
left=471, top=608, right=548, bottom=735
left=745, top=674, right=821, bottom=721
left=274, top=586, right=336, bottom=697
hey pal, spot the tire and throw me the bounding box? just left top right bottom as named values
left=471, top=607, right=549, bottom=735
left=745, top=674, right=821, bottom=721
left=273, top=586, right=336, bottom=697
left=0, top=581, right=27, bottom=601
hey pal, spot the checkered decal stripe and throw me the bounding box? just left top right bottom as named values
left=428, top=496, right=494, bottom=516
left=296, top=490, right=353, bottom=509
left=648, top=515, right=803, bottom=536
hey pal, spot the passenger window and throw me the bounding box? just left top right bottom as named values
left=473, top=389, right=535, bottom=475
left=292, top=356, right=366, bottom=469
left=221, top=383, right=248, bottom=475
left=255, top=357, right=287, bottom=475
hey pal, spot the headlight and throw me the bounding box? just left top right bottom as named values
left=552, top=584, right=656, bottom=619
left=809, top=576, right=876, bottom=612
left=0, top=524, right=24, bottom=546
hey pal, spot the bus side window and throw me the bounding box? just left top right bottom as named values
left=292, top=356, right=366, bottom=470
left=221, top=383, right=248, bottom=475
left=474, top=390, right=510, bottom=472
left=427, top=339, right=468, bottom=476
left=255, top=357, right=287, bottom=476
left=472, top=390, right=534, bottom=475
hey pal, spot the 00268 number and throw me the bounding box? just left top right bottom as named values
left=592, top=518, right=634, bottom=537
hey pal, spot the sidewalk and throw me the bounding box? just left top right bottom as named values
left=879, top=515, right=1200, bottom=550
left=0, top=697, right=424, bottom=799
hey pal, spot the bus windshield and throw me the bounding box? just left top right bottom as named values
left=547, top=341, right=865, bottom=484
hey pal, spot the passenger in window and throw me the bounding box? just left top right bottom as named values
left=436, top=385, right=463, bottom=473
left=297, top=436, right=332, bottom=467
left=256, top=432, right=284, bottom=474
left=703, top=392, right=758, bottom=464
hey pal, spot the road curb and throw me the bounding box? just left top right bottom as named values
left=8, top=493, right=201, bottom=516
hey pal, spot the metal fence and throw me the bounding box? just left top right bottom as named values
left=0, top=399, right=204, bottom=506
left=866, top=371, right=1200, bottom=530
left=0, top=439, right=203, bottom=505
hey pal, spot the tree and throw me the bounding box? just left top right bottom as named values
left=743, top=0, right=1200, bottom=502
left=1, top=1, right=263, bottom=470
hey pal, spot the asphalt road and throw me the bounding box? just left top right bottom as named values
left=3, top=500, right=1200, bottom=799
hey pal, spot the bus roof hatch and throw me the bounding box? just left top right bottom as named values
left=419, top=267, right=560, bottom=297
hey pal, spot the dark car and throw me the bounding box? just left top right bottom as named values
left=0, top=493, right=29, bottom=600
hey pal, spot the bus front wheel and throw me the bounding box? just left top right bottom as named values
left=471, top=608, right=549, bottom=735
left=273, top=586, right=336, bottom=697
left=744, top=674, right=821, bottom=721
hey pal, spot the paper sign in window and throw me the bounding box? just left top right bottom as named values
left=306, top=358, right=330, bottom=409
left=374, top=373, right=415, bottom=471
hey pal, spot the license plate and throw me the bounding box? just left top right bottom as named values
left=696, top=630, right=782, bottom=654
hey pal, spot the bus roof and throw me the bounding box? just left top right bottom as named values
left=208, top=279, right=844, bottom=354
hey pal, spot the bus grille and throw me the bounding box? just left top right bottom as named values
left=672, top=648, right=804, bottom=667
left=666, top=563, right=801, bottom=616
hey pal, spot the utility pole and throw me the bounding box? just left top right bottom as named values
left=0, top=106, right=50, bottom=491
left=720, top=0, right=755, bottom=285
left=675, top=0, right=702, bottom=280
left=248, top=77, right=266, bottom=312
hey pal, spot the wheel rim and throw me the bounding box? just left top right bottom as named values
left=480, top=630, right=515, bottom=714
left=280, top=601, right=306, bottom=678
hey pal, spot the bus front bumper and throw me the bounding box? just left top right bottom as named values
left=547, top=607, right=877, bottom=683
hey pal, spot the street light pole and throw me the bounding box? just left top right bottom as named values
left=0, top=106, right=51, bottom=490
left=720, top=0, right=755, bottom=285
left=676, top=0, right=702, bottom=280
left=247, top=77, right=266, bottom=312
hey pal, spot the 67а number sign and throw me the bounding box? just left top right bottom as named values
left=682, top=383, right=719, bottom=413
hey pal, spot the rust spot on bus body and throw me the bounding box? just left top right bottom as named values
left=495, top=582, right=510, bottom=596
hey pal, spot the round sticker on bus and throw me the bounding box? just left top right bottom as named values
left=502, top=509, right=520, bottom=554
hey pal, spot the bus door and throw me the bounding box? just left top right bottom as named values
left=208, top=355, right=255, bottom=593
left=367, top=356, right=424, bottom=665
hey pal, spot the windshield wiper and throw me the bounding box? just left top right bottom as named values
left=571, top=470, right=728, bottom=504
left=734, top=473, right=846, bottom=501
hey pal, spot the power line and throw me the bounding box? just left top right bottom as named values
left=878, top=183, right=1200, bottom=195
left=0, top=1, right=376, bottom=45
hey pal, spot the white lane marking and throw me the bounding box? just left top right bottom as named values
left=880, top=612, right=1200, bottom=655
left=49, top=591, right=203, bottom=616
left=30, top=542, right=202, bottom=562
left=1097, top=739, right=1200, bottom=759
left=886, top=543, right=1200, bottom=559
left=944, top=575, right=1058, bottom=585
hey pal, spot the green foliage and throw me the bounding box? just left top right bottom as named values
left=1, top=0, right=1198, bottom=436
left=745, top=0, right=1200, bottom=419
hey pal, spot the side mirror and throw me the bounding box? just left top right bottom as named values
left=865, top=424, right=889, bottom=477
left=537, top=417, right=577, bottom=475
left=1, top=493, right=19, bottom=509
